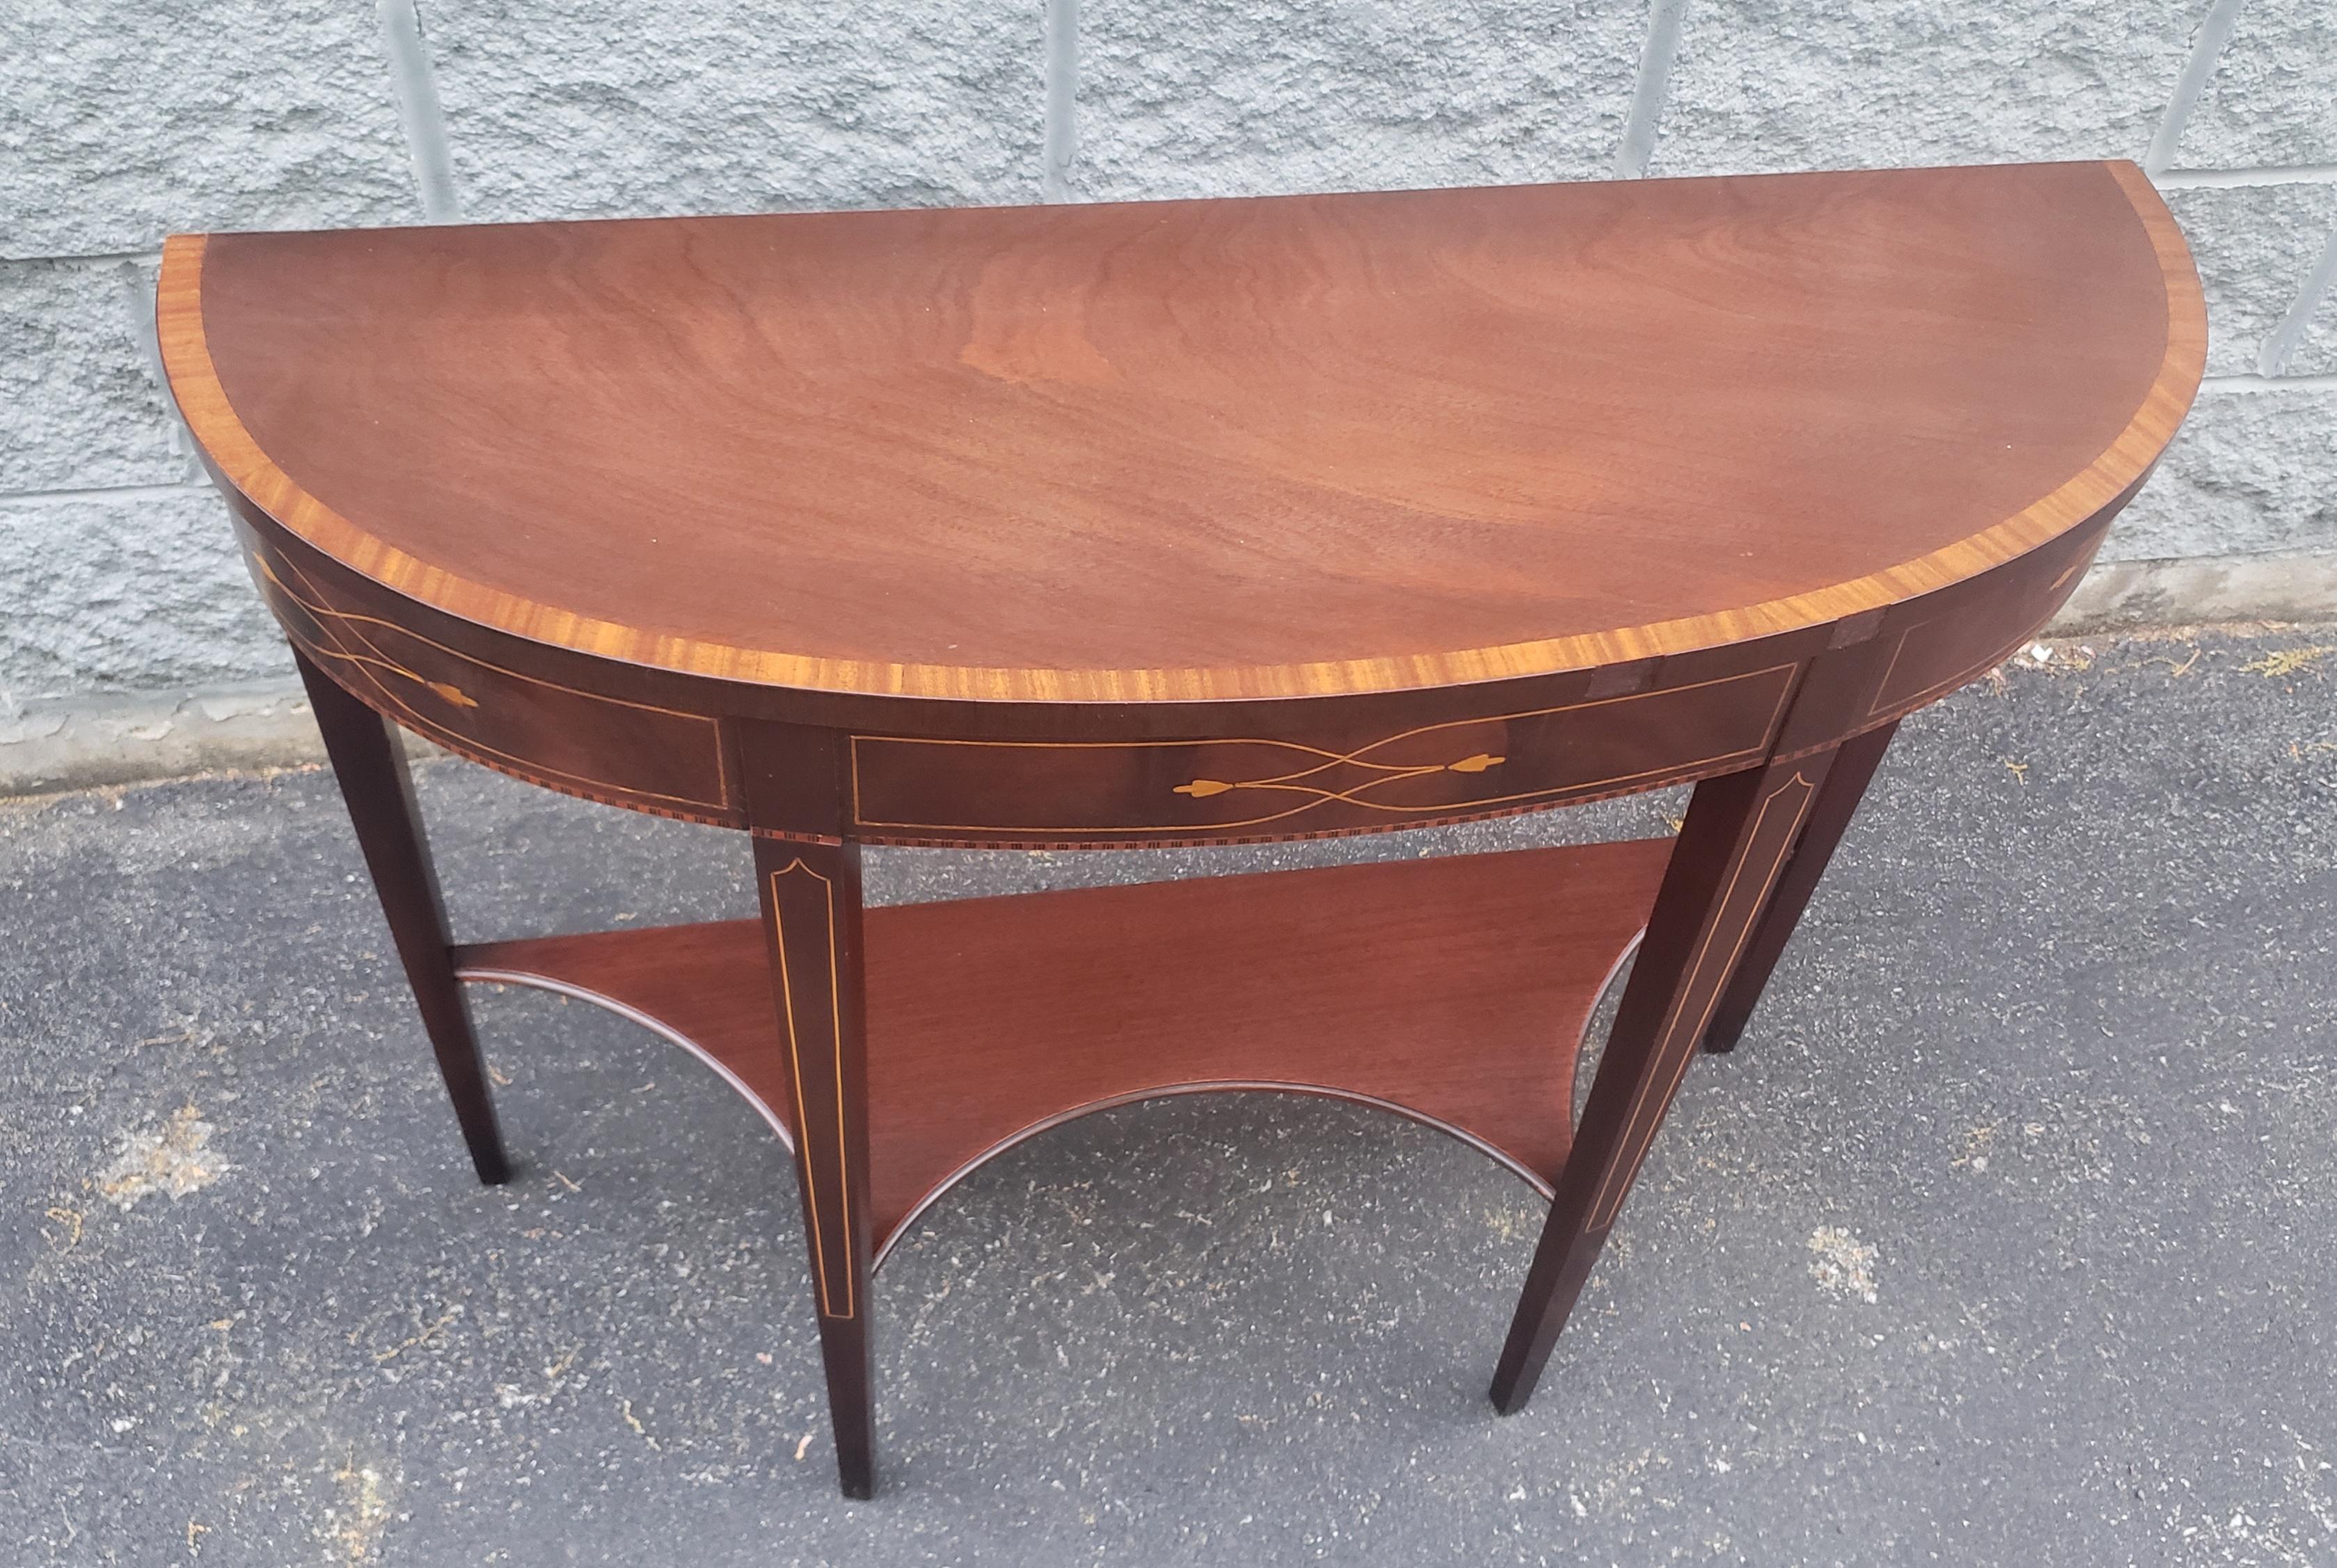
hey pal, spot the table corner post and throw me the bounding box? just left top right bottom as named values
left=291, top=644, right=512, bottom=1187
left=1701, top=717, right=1899, bottom=1055
left=738, top=719, right=878, bottom=1498
left=1489, top=748, right=1837, bottom=1413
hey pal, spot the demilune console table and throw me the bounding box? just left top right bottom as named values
left=159, top=161, right=2201, bottom=1497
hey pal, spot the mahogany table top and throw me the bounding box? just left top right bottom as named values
left=159, top=160, right=2199, bottom=707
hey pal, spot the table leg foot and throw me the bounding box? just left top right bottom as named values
left=820, top=1312, right=876, bottom=1499
left=1700, top=720, right=1898, bottom=1055
left=1491, top=752, right=1834, bottom=1412
left=294, top=647, right=511, bottom=1187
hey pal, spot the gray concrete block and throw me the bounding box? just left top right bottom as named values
left=1651, top=2, right=2194, bottom=177
left=1077, top=0, right=1638, bottom=203
left=2280, top=232, right=2337, bottom=378
left=0, top=0, right=418, bottom=260
left=0, top=489, right=287, bottom=702
left=0, top=258, right=188, bottom=493
left=2059, top=548, right=2337, bottom=633
left=0, top=678, right=310, bottom=795
left=425, top=1, right=1043, bottom=222
left=2106, top=388, right=2337, bottom=562
left=2166, top=183, right=2337, bottom=377
left=2174, top=3, right=2337, bottom=171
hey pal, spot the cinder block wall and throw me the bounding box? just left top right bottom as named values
left=3, top=0, right=2332, bottom=719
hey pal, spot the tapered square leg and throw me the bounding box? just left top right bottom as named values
left=1702, top=720, right=1898, bottom=1054
left=755, top=834, right=876, bottom=1499
left=294, top=648, right=511, bottom=1186
left=1490, top=752, right=1835, bottom=1413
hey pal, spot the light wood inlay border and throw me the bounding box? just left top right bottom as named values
left=769, top=860, right=855, bottom=1320
left=848, top=663, right=1798, bottom=836
left=1585, top=769, right=1818, bottom=1230
left=1866, top=533, right=2111, bottom=721
left=256, top=550, right=733, bottom=814
left=157, top=162, right=2204, bottom=705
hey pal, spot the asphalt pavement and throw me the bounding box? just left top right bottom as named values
left=3, top=628, right=2334, bottom=1566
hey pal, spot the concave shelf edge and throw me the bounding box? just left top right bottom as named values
left=450, top=839, right=1675, bottom=1263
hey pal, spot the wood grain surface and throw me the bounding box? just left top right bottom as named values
left=453, top=839, right=1673, bottom=1257
left=178, top=166, right=2208, bottom=1484
left=161, top=161, right=2201, bottom=704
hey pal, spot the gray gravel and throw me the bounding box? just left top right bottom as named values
left=3, top=628, right=2334, bottom=1566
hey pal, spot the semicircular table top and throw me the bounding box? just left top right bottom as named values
left=160, top=159, right=2201, bottom=705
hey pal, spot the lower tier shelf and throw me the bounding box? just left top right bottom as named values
left=452, top=838, right=1674, bottom=1262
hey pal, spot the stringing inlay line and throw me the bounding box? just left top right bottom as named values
left=769, top=860, right=855, bottom=1319
left=1584, top=770, right=1817, bottom=1230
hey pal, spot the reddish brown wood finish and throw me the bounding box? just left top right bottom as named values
left=845, top=663, right=1796, bottom=844
left=161, top=163, right=2205, bottom=1495
left=454, top=839, right=1673, bottom=1256
left=168, top=163, right=2191, bottom=706
left=263, top=549, right=738, bottom=823
left=296, top=647, right=510, bottom=1185
left=157, top=161, right=2201, bottom=848
left=754, top=833, right=875, bottom=1499
left=1492, top=752, right=1836, bottom=1411
left=1702, top=719, right=1901, bottom=1054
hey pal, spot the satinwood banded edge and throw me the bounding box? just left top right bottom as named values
left=156, top=161, right=2204, bottom=706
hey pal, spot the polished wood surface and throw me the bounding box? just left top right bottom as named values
left=221, top=493, right=2112, bottom=848
left=1700, top=718, right=1901, bottom=1055
left=168, top=165, right=2203, bottom=1494
left=754, top=833, right=875, bottom=1499
left=843, top=660, right=1797, bottom=843
left=1492, top=752, right=1835, bottom=1411
left=454, top=839, right=1672, bottom=1258
left=296, top=647, right=509, bottom=1186
left=163, top=161, right=2198, bottom=704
